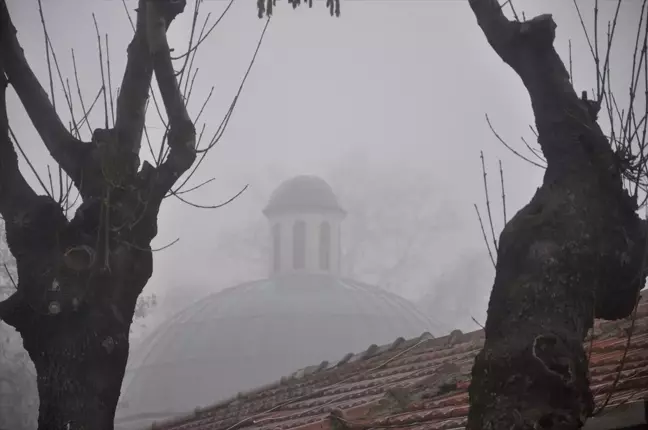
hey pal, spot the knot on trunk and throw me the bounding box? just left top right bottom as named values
left=48, top=301, right=61, bottom=315
left=63, top=245, right=96, bottom=271
left=532, top=335, right=574, bottom=385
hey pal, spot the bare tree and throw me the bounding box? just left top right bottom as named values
left=0, top=0, right=336, bottom=428
left=466, top=0, right=647, bottom=429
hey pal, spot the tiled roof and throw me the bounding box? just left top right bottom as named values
left=152, top=293, right=648, bottom=430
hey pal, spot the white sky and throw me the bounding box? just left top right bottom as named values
left=4, top=0, right=642, bottom=330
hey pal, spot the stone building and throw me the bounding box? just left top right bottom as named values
left=115, top=176, right=438, bottom=430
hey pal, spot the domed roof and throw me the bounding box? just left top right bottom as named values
left=263, top=175, right=345, bottom=216
left=117, top=274, right=436, bottom=427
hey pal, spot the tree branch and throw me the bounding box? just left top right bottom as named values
left=468, top=0, right=611, bottom=167
left=0, top=0, right=86, bottom=187
left=144, top=0, right=197, bottom=201
left=113, top=0, right=155, bottom=156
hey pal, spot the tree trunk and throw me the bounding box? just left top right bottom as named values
left=21, top=309, right=131, bottom=430
left=8, top=235, right=153, bottom=430
left=466, top=2, right=646, bottom=429
left=468, top=178, right=642, bottom=429
left=0, top=190, right=156, bottom=430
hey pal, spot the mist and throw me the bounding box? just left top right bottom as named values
left=0, top=0, right=644, bottom=428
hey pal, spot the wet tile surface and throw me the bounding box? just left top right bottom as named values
left=156, top=295, right=648, bottom=430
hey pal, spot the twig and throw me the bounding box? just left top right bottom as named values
left=37, top=0, right=76, bottom=206
left=171, top=17, right=271, bottom=198
left=520, top=136, right=545, bottom=163
left=65, top=80, right=80, bottom=138
left=499, top=0, right=520, bottom=22
left=474, top=204, right=496, bottom=268
left=481, top=151, right=498, bottom=254
left=72, top=86, right=103, bottom=131
left=594, top=0, right=600, bottom=98
left=3, top=264, right=16, bottom=289
left=8, top=126, right=52, bottom=198
left=58, top=166, right=63, bottom=206
left=122, top=238, right=180, bottom=253
left=37, top=0, right=55, bottom=111
left=194, top=86, right=214, bottom=125
left=197, top=17, right=271, bottom=155
left=92, top=14, right=109, bottom=129
left=174, top=177, right=215, bottom=195
left=121, top=0, right=136, bottom=32
left=71, top=49, right=94, bottom=135
left=471, top=316, right=485, bottom=330
left=499, top=160, right=507, bottom=224
left=47, top=165, right=55, bottom=198
left=170, top=184, right=248, bottom=210
left=184, top=67, right=200, bottom=107
left=171, top=0, right=237, bottom=61
left=178, top=0, right=202, bottom=95
left=106, top=34, right=115, bottom=127
left=485, top=114, right=545, bottom=169
left=569, top=39, right=573, bottom=85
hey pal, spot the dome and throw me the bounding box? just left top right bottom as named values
left=117, top=274, right=436, bottom=427
left=263, top=175, right=345, bottom=216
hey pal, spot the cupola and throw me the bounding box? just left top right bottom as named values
left=263, top=176, right=346, bottom=276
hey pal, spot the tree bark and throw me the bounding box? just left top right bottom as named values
left=22, top=302, right=135, bottom=429
left=466, top=2, right=645, bottom=430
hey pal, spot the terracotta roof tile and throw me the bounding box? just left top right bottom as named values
left=153, top=294, right=648, bottom=430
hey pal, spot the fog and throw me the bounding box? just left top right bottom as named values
left=1, top=0, right=643, bottom=427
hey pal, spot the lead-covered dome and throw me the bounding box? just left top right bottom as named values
left=117, top=274, right=436, bottom=428
left=263, top=175, right=345, bottom=216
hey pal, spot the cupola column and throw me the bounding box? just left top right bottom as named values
left=263, top=176, right=346, bottom=277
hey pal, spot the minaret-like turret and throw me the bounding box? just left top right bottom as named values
left=263, top=176, right=346, bottom=276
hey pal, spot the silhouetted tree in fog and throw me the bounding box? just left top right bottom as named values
left=0, top=0, right=336, bottom=428
left=466, top=0, right=647, bottom=429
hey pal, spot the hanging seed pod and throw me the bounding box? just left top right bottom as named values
left=257, top=0, right=265, bottom=18
left=258, top=0, right=339, bottom=18
left=326, top=0, right=340, bottom=17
